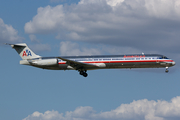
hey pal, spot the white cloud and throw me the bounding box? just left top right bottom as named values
left=59, top=41, right=142, bottom=56
left=0, top=18, right=23, bottom=44
left=25, top=5, right=64, bottom=34
left=29, top=35, right=51, bottom=52
left=23, top=110, right=64, bottom=120
left=144, top=0, right=180, bottom=19
left=23, top=96, right=180, bottom=120
left=79, top=0, right=124, bottom=7
left=106, top=0, right=124, bottom=6
left=50, top=0, right=66, bottom=3
left=29, top=34, right=40, bottom=43
left=24, top=0, right=180, bottom=55
left=29, top=44, right=51, bottom=52
left=60, top=41, right=101, bottom=55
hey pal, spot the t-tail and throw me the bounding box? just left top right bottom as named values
left=6, top=43, right=41, bottom=60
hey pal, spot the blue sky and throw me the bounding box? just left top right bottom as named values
left=1, top=0, right=180, bottom=120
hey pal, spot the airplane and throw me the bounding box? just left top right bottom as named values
left=6, top=43, right=175, bottom=77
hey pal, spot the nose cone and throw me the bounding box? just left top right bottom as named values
left=172, top=61, right=176, bottom=66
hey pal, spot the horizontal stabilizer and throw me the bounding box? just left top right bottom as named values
left=5, top=43, right=26, bottom=47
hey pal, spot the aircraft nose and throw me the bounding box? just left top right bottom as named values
left=172, top=61, right=176, bottom=66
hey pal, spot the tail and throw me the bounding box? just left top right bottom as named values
left=6, top=43, right=41, bottom=60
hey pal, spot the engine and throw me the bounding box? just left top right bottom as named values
left=31, top=59, right=58, bottom=66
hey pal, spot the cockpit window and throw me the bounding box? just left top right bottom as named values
left=159, top=56, right=169, bottom=59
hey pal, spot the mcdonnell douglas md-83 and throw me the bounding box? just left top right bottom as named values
left=7, top=43, right=175, bottom=77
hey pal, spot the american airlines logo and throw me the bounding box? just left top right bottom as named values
left=22, top=50, right=32, bottom=56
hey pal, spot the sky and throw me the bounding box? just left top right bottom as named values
left=0, top=0, right=180, bottom=120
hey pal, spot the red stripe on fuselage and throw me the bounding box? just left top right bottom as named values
left=58, top=60, right=174, bottom=64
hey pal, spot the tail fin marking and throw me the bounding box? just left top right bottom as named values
left=9, top=43, right=40, bottom=60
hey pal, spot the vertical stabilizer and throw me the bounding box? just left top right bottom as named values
left=9, top=43, right=41, bottom=60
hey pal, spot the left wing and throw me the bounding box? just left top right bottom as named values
left=57, top=57, right=98, bottom=70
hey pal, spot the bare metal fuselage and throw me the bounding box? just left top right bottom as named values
left=20, top=54, right=175, bottom=71
left=8, top=43, right=175, bottom=77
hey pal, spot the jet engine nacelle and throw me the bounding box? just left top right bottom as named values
left=93, top=63, right=106, bottom=67
left=31, top=59, right=58, bottom=66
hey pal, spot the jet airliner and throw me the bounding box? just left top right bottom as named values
left=7, top=43, right=175, bottom=77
